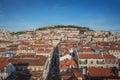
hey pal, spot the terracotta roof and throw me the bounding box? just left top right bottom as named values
left=60, top=64, right=67, bottom=71
left=78, top=54, right=102, bottom=59
left=91, top=42, right=109, bottom=46
left=88, top=68, right=116, bottom=77
left=61, top=73, right=74, bottom=80
left=0, top=50, right=6, bottom=52
left=0, top=58, right=8, bottom=71
left=31, top=72, right=42, bottom=78
left=8, top=55, right=47, bottom=66
left=65, top=59, right=76, bottom=66
left=20, top=41, right=30, bottom=45
left=13, top=53, right=36, bottom=58
left=73, top=69, right=87, bottom=80
left=60, top=59, right=77, bottom=71
left=0, top=40, right=13, bottom=43
left=19, top=53, right=35, bottom=55
left=79, top=48, right=93, bottom=52
left=103, top=54, right=116, bottom=59
left=8, top=47, right=18, bottom=51
left=92, top=46, right=103, bottom=50
left=32, top=43, right=53, bottom=47
left=108, top=47, right=120, bottom=50
left=61, top=69, right=87, bottom=80
left=7, top=44, right=18, bottom=47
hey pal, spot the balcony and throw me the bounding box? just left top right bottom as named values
left=79, top=60, right=87, bottom=64
left=96, top=61, right=105, bottom=64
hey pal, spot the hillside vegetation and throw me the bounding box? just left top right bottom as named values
left=36, top=25, right=91, bottom=32
left=10, top=25, right=92, bottom=35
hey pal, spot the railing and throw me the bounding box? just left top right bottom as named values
left=96, top=61, right=105, bottom=64
left=79, top=61, right=87, bottom=64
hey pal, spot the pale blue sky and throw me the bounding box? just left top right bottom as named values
left=0, top=0, right=120, bottom=32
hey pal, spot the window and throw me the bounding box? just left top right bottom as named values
left=22, top=67, right=25, bottom=71
left=80, top=60, right=87, bottom=64
left=91, top=61, right=93, bottom=64
left=85, top=60, right=87, bottom=64
left=32, top=67, right=34, bottom=71
left=66, top=64, right=69, bottom=68
left=18, top=66, right=21, bottom=70
left=36, top=67, right=38, bottom=71
left=79, top=60, right=81, bottom=64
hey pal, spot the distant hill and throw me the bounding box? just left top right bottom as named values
left=10, top=30, right=34, bottom=35
left=36, top=25, right=92, bottom=32
left=10, top=25, right=92, bottom=35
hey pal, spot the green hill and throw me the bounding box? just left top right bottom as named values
left=36, top=25, right=92, bottom=32
left=10, top=25, right=92, bottom=35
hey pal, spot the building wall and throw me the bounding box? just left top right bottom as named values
left=43, top=58, right=50, bottom=80
left=78, top=59, right=105, bottom=68
left=5, top=63, right=15, bottom=76
left=0, top=63, right=15, bottom=80
left=109, top=50, right=120, bottom=58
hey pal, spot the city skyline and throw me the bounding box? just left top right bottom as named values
left=0, top=0, right=120, bottom=32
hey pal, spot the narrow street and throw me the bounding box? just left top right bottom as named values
left=47, top=45, right=60, bottom=80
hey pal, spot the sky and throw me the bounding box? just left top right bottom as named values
left=0, top=0, right=120, bottom=32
